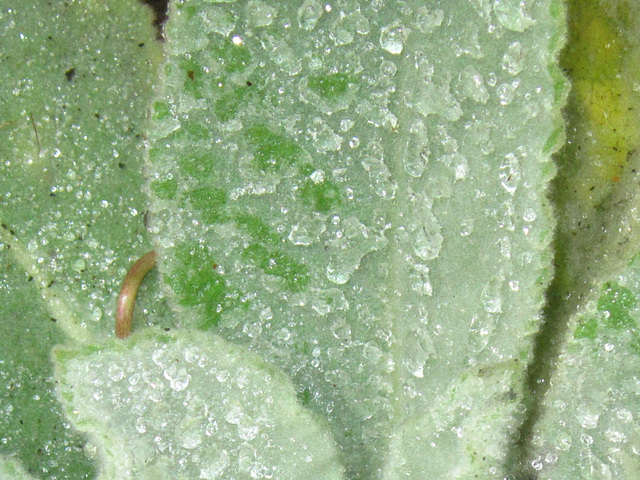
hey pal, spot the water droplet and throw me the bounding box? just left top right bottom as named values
left=108, top=364, right=124, bottom=382
left=413, top=209, right=443, bottom=261
left=362, top=342, right=382, bottom=365
left=502, top=41, right=525, bottom=75
left=469, top=313, right=495, bottom=350
left=325, top=216, right=387, bottom=284
left=135, top=417, right=147, bottom=434
left=578, top=410, right=599, bottom=429
left=177, top=416, right=203, bottom=449
left=199, top=450, right=230, bottom=479
left=247, top=0, right=277, bottom=28
left=415, top=7, right=444, bottom=33
left=409, top=263, right=433, bottom=296
left=340, top=118, right=354, bottom=131
left=310, top=288, right=349, bottom=316
left=330, top=319, right=352, bottom=343
left=224, top=405, right=244, bottom=425
left=380, top=21, right=410, bottom=54
left=298, top=0, right=323, bottom=30
left=494, top=0, right=535, bottom=32
left=413, top=81, right=463, bottom=121
left=482, top=275, right=504, bottom=313
left=287, top=215, right=326, bottom=245
left=164, top=365, right=190, bottom=391
left=307, top=119, right=343, bottom=152
left=326, top=263, right=350, bottom=285
left=264, top=37, right=302, bottom=75
left=71, top=259, right=85, bottom=273
left=459, top=219, right=474, bottom=236
left=497, top=80, right=520, bottom=105
left=580, top=433, right=594, bottom=445
left=201, top=7, right=236, bottom=36
left=403, top=326, right=435, bottom=377
left=531, top=458, right=543, bottom=471
left=380, top=60, right=397, bottom=77
left=523, top=208, right=537, bottom=222
left=331, top=12, right=370, bottom=45
left=458, top=66, right=489, bottom=103
left=500, top=152, right=521, bottom=194
left=361, top=141, right=396, bottom=199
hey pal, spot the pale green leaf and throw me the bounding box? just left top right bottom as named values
left=0, top=1, right=162, bottom=477
left=520, top=2, right=640, bottom=477
left=0, top=454, right=40, bottom=480
left=147, top=1, right=566, bottom=477
left=54, top=330, right=345, bottom=480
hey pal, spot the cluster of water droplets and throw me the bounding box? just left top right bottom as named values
left=56, top=333, right=344, bottom=479
left=147, top=0, right=563, bottom=477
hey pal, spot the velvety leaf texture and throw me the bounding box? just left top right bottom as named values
left=54, top=330, right=345, bottom=480
left=3, top=0, right=640, bottom=479
left=147, top=0, right=565, bottom=478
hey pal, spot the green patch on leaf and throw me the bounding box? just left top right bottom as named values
left=597, top=281, right=637, bottom=330
left=180, top=57, right=205, bottom=99
left=246, top=124, right=301, bottom=171
left=151, top=100, right=171, bottom=121
left=177, top=153, right=217, bottom=178
left=214, top=86, right=250, bottom=122
left=211, top=38, right=252, bottom=73
left=242, top=244, right=310, bottom=291
left=170, top=243, right=229, bottom=325
left=573, top=316, right=598, bottom=339
left=186, top=187, right=228, bottom=224
left=297, top=387, right=313, bottom=406
left=300, top=175, right=342, bottom=213
left=235, top=213, right=281, bottom=245
left=298, top=163, right=342, bottom=213
left=183, top=120, right=210, bottom=140
left=308, top=73, right=353, bottom=99
left=150, top=178, right=178, bottom=200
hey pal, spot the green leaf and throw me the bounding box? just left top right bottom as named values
left=147, top=1, right=566, bottom=477
left=0, top=455, right=39, bottom=480
left=528, top=267, right=640, bottom=478
left=4, top=0, right=639, bottom=478
left=0, top=1, right=165, bottom=477
left=54, top=330, right=345, bottom=480
left=519, top=1, right=640, bottom=477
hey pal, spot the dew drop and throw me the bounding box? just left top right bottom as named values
left=298, top=0, right=323, bottom=30
left=164, top=365, right=190, bottom=391
left=247, top=0, right=277, bottom=28
left=413, top=210, right=443, bottom=261
left=481, top=275, right=503, bottom=313
left=379, top=21, right=409, bottom=55
left=499, top=152, right=521, bottom=194
left=199, top=450, right=230, bottom=479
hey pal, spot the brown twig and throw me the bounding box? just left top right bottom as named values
left=115, top=251, right=157, bottom=338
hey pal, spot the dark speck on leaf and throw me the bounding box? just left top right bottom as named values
left=65, top=67, right=76, bottom=82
